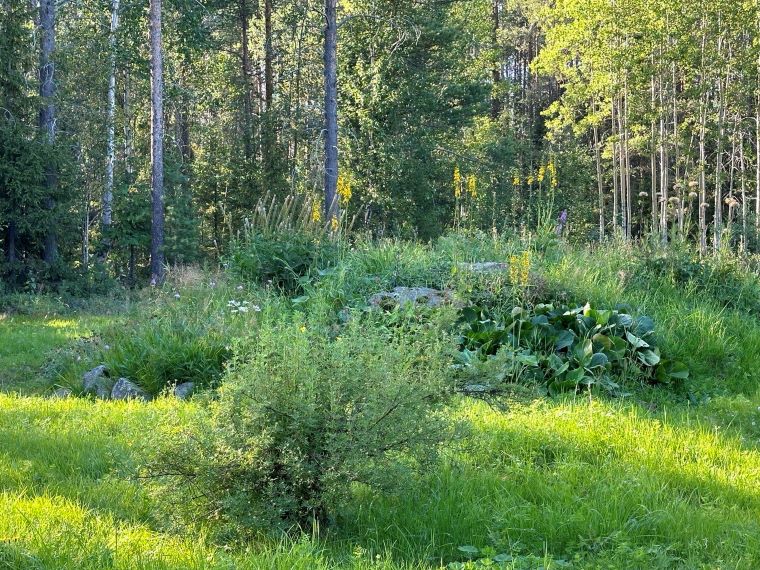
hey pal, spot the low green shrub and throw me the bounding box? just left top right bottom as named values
left=456, top=303, right=687, bottom=396
left=150, top=318, right=457, bottom=535
left=227, top=230, right=341, bottom=294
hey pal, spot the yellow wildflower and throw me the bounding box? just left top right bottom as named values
left=547, top=160, right=558, bottom=188
left=526, top=175, right=534, bottom=185
left=537, top=165, right=545, bottom=183
left=453, top=166, right=462, bottom=199
left=311, top=201, right=322, bottom=223
left=337, top=174, right=352, bottom=206
left=330, top=215, right=339, bottom=232
left=509, top=250, right=531, bottom=287
left=512, top=175, right=521, bottom=187
left=467, top=175, right=477, bottom=198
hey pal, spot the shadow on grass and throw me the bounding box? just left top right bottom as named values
left=338, top=397, right=760, bottom=568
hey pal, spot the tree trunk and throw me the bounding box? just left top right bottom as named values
left=149, top=0, right=165, bottom=283
left=323, top=0, right=338, bottom=221
left=611, top=99, right=619, bottom=234
left=6, top=221, right=18, bottom=263
left=39, top=0, right=57, bottom=264
left=100, top=0, right=119, bottom=262
left=650, top=71, right=658, bottom=236
left=756, top=98, right=760, bottom=234
left=490, top=0, right=502, bottom=120
left=659, top=63, right=668, bottom=242
left=699, top=99, right=707, bottom=256
left=264, top=0, right=274, bottom=112
left=238, top=0, right=254, bottom=161
left=592, top=99, right=604, bottom=240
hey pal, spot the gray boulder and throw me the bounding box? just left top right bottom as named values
left=369, top=286, right=453, bottom=309
left=173, top=382, right=195, bottom=400
left=50, top=387, right=73, bottom=399
left=82, top=365, right=113, bottom=399
left=458, top=262, right=508, bottom=273
left=111, top=378, right=149, bottom=401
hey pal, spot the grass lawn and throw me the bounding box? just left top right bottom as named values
left=0, top=313, right=117, bottom=393
left=3, top=393, right=760, bottom=569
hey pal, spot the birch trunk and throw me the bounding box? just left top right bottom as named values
left=149, top=0, right=165, bottom=282
left=323, top=0, right=339, bottom=221
left=100, top=0, right=119, bottom=262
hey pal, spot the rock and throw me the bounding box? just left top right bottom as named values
left=173, top=382, right=195, bottom=400
left=111, top=378, right=149, bottom=401
left=50, top=387, right=72, bottom=399
left=82, top=365, right=113, bottom=399
left=458, top=262, right=508, bottom=273
left=368, top=287, right=453, bottom=310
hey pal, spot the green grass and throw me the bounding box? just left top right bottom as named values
left=3, top=394, right=760, bottom=568
left=0, top=314, right=116, bottom=393
left=3, top=237, right=760, bottom=568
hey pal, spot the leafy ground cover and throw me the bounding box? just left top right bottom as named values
left=2, top=235, right=760, bottom=569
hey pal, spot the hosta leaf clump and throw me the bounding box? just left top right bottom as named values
left=456, top=303, right=687, bottom=395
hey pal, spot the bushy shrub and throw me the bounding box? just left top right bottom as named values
left=150, top=318, right=456, bottom=534
left=227, top=230, right=340, bottom=294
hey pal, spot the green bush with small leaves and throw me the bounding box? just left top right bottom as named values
left=150, top=317, right=457, bottom=535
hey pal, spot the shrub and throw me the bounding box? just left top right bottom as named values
left=150, top=318, right=456, bottom=534
left=227, top=230, right=340, bottom=294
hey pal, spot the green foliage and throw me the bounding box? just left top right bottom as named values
left=456, top=303, right=687, bottom=395
left=227, top=230, right=341, bottom=295
left=101, top=317, right=230, bottom=396
left=631, top=247, right=760, bottom=313
left=151, top=318, right=456, bottom=533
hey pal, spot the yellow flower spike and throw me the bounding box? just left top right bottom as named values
left=537, top=165, right=545, bottom=183
left=512, top=175, right=521, bottom=187
left=467, top=175, right=477, bottom=198
left=526, top=175, right=534, bottom=185
left=337, top=174, right=352, bottom=207
left=509, top=255, right=519, bottom=285
left=520, top=250, right=531, bottom=286
left=311, top=202, right=322, bottom=223
left=547, top=160, right=558, bottom=188
left=330, top=215, right=339, bottom=232
left=453, top=166, right=462, bottom=199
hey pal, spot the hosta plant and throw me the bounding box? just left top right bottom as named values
left=456, top=303, right=688, bottom=396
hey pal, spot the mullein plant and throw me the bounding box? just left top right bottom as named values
left=509, top=249, right=532, bottom=306
left=452, top=166, right=480, bottom=229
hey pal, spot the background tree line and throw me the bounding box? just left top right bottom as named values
left=1, top=0, right=758, bottom=289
